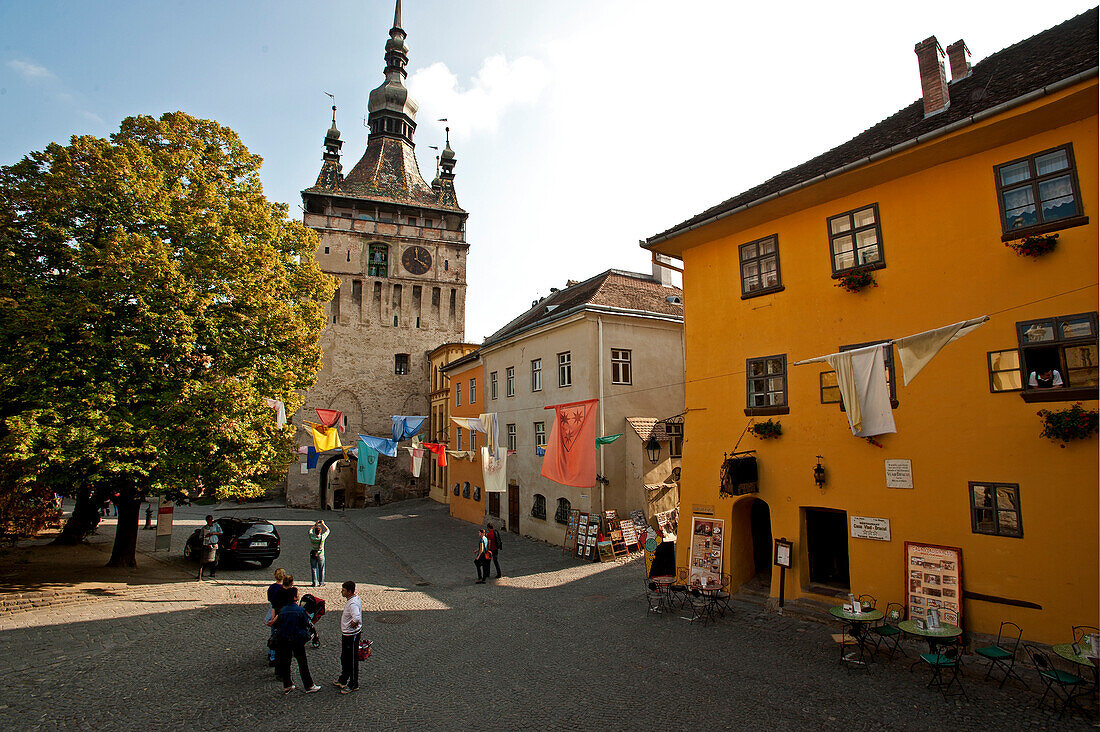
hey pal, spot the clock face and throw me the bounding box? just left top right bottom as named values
left=401, top=245, right=432, bottom=275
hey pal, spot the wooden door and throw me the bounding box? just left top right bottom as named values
left=508, top=481, right=520, bottom=534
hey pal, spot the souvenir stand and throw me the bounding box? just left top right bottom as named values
left=603, top=510, right=630, bottom=557
left=562, top=509, right=580, bottom=555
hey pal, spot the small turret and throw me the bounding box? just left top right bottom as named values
left=440, top=126, right=456, bottom=180
left=314, top=104, right=343, bottom=189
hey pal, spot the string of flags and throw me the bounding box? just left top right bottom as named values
left=266, top=400, right=629, bottom=491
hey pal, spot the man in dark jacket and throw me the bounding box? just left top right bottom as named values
left=486, top=523, right=503, bottom=579
left=268, top=587, right=321, bottom=694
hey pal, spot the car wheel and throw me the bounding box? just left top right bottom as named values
left=258, top=558, right=273, bottom=568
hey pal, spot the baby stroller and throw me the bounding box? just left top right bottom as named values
left=300, top=594, right=326, bottom=648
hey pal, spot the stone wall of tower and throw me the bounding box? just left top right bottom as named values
left=285, top=212, right=467, bottom=509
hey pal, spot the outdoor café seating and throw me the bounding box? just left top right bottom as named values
left=1024, top=644, right=1088, bottom=719
left=975, top=621, right=1024, bottom=688
left=871, top=602, right=907, bottom=661
left=919, top=639, right=966, bottom=700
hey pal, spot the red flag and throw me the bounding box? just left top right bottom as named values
left=540, top=399, right=598, bottom=487
left=315, top=409, right=344, bottom=430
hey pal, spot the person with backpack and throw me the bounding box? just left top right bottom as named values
left=485, top=523, right=503, bottom=579
left=335, top=580, right=362, bottom=694
left=268, top=586, right=321, bottom=694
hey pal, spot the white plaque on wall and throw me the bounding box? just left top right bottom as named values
left=885, top=459, right=913, bottom=489
left=850, top=516, right=891, bottom=541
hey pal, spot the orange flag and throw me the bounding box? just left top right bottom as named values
left=540, top=399, right=598, bottom=487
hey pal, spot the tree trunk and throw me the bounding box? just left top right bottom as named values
left=106, top=486, right=141, bottom=567
left=52, top=484, right=101, bottom=545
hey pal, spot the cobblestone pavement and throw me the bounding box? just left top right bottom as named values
left=0, top=500, right=1093, bottom=731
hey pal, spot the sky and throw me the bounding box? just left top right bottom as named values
left=1, top=0, right=1095, bottom=342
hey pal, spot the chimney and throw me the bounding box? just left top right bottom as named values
left=652, top=254, right=674, bottom=286
left=945, top=40, right=971, bottom=82
left=914, top=36, right=950, bottom=117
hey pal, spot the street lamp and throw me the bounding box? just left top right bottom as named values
left=813, top=456, right=827, bottom=488
left=645, top=435, right=662, bottom=464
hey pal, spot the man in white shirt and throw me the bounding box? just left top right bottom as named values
left=1028, top=368, right=1064, bottom=389
left=336, top=580, right=362, bottom=693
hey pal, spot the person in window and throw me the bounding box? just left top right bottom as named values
left=1028, top=368, right=1063, bottom=388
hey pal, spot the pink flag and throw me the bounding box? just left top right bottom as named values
left=315, top=409, right=346, bottom=432
left=540, top=399, right=598, bottom=488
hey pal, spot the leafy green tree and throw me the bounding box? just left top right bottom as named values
left=0, top=112, right=335, bottom=565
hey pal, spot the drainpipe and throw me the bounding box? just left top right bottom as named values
left=597, top=315, right=606, bottom=516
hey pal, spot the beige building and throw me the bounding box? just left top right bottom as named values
left=427, top=342, right=478, bottom=505
left=479, top=266, right=685, bottom=544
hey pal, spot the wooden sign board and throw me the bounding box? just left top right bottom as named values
left=905, top=542, right=963, bottom=627
left=575, top=513, right=589, bottom=559
left=563, top=508, right=580, bottom=554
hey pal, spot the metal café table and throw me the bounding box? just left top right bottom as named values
left=898, top=619, right=962, bottom=671
left=1053, top=643, right=1100, bottom=686
left=830, top=606, right=884, bottom=666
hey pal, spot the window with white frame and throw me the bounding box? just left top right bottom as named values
left=506, top=423, right=517, bottom=451
left=455, top=381, right=461, bottom=406
left=558, top=352, right=572, bottom=387
left=534, top=422, right=546, bottom=451
left=490, top=371, right=498, bottom=400
left=531, top=359, right=542, bottom=392
left=611, top=349, right=632, bottom=385
left=456, top=427, right=463, bottom=451
left=506, top=367, right=515, bottom=397
left=469, top=378, right=476, bottom=404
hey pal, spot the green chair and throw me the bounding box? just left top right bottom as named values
left=975, top=621, right=1024, bottom=688
left=872, top=602, right=907, bottom=660
left=857, top=594, right=877, bottom=610
left=1024, top=644, right=1087, bottom=719
left=920, top=641, right=966, bottom=699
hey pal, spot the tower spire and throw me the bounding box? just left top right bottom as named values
left=366, top=0, right=417, bottom=143
left=393, top=0, right=402, bottom=30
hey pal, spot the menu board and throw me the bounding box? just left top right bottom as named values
left=688, top=516, right=724, bottom=588
left=905, top=542, right=963, bottom=627
left=575, top=513, right=590, bottom=559
left=562, top=509, right=580, bottom=554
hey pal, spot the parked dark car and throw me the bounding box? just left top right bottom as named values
left=183, top=517, right=280, bottom=568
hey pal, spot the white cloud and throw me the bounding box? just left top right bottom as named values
left=7, top=59, right=54, bottom=80
left=408, top=54, right=549, bottom=139
left=81, top=110, right=104, bottom=125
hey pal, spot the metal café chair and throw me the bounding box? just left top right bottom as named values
left=713, top=573, right=734, bottom=617
left=974, top=621, right=1025, bottom=688
left=871, top=603, right=907, bottom=661
left=857, top=594, right=877, bottom=611
left=1072, top=625, right=1099, bottom=645
left=644, top=578, right=665, bottom=615
left=1024, top=644, right=1088, bottom=719
left=920, top=638, right=967, bottom=700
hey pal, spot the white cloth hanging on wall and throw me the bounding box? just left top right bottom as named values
left=819, top=344, right=897, bottom=437
left=894, top=316, right=989, bottom=386
left=481, top=446, right=507, bottom=493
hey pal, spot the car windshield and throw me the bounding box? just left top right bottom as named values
left=241, top=523, right=275, bottom=538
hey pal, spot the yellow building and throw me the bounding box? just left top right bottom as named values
left=643, top=11, right=1098, bottom=643
left=427, top=342, right=478, bottom=505
left=441, top=350, right=488, bottom=526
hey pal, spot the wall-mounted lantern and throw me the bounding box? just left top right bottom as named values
left=813, top=456, right=827, bottom=488
left=645, top=435, right=662, bottom=464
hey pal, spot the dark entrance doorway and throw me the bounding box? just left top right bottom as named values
left=507, top=481, right=519, bottom=534
left=318, top=455, right=341, bottom=510
left=805, top=507, right=850, bottom=591
left=749, top=499, right=773, bottom=576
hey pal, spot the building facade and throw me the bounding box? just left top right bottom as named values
left=286, top=2, right=469, bottom=508
left=644, top=11, right=1098, bottom=642
left=427, top=342, right=479, bottom=505
left=441, top=351, right=487, bottom=526
left=479, top=267, right=685, bottom=545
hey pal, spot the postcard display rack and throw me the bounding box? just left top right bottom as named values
left=904, top=542, right=963, bottom=627
left=562, top=509, right=580, bottom=555
left=688, top=516, right=725, bottom=588
left=574, top=513, right=597, bottom=560
left=603, top=510, right=631, bottom=558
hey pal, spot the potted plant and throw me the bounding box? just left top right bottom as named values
left=1006, top=232, right=1058, bottom=257
left=835, top=267, right=877, bottom=293
left=1037, top=402, right=1098, bottom=446
left=751, top=419, right=782, bottom=439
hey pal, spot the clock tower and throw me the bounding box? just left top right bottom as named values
left=286, top=0, right=469, bottom=508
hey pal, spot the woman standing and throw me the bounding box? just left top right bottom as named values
left=268, top=587, right=321, bottom=694
left=308, top=520, right=329, bottom=587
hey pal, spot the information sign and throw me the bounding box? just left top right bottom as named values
left=850, top=516, right=891, bottom=541
left=885, top=459, right=914, bottom=489
left=688, top=516, right=724, bottom=588
left=905, top=542, right=963, bottom=627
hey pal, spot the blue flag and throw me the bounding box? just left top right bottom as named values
left=357, top=440, right=379, bottom=485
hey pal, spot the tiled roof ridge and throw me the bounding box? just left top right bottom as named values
left=646, top=7, right=1099, bottom=244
